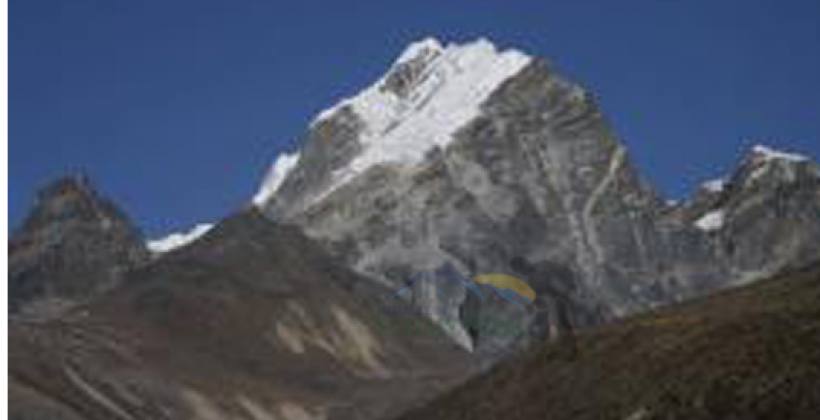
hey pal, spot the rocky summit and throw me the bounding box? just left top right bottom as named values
left=255, top=37, right=820, bottom=354
left=8, top=175, right=149, bottom=316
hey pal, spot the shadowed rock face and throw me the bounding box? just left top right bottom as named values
left=259, top=41, right=820, bottom=353
left=9, top=175, right=149, bottom=315
left=9, top=210, right=471, bottom=420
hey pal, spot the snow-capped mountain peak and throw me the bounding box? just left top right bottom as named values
left=297, top=38, right=531, bottom=204
left=749, top=144, right=809, bottom=163
left=254, top=37, right=532, bottom=209
left=691, top=144, right=814, bottom=200
left=734, top=143, right=815, bottom=187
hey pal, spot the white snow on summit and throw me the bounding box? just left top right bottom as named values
left=147, top=223, right=214, bottom=253
left=308, top=37, right=531, bottom=202
left=252, top=152, right=301, bottom=206
left=693, top=145, right=810, bottom=197
left=750, top=144, right=808, bottom=163
left=741, top=144, right=811, bottom=185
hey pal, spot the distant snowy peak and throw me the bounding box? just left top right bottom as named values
left=694, top=144, right=814, bottom=198
left=749, top=144, right=809, bottom=163
left=147, top=223, right=213, bottom=254
left=736, top=144, right=817, bottom=187
left=684, top=144, right=818, bottom=232
left=253, top=152, right=301, bottom=206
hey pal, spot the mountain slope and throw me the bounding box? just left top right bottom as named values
left=397, top=262, right=820, bottom=420
left=255, top=37, right=820, bottom=352
left=9, top=209, right=471, bottom=420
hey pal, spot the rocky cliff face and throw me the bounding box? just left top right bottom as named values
left=680, top=146, right=820, bottom=281
left=256, top=37, right=820, bottom=352
left=9, top=175, right=149, bottom=315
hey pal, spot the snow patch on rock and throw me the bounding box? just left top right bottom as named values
left=694, top=209, right=726, bottom=232
left=147, top=223, right=214, bottom=253
left=701, top=178, right=726, bottom=193
left=253, top=152, right=301, bottom=206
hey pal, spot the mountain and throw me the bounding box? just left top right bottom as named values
left=9, top=209, right=472, bottom=420
left=396, top=262, right=820, bottom=420
left=254, top=37, right=820, bottom=352
left=8, top=175, right=149, bottom=316
left=8, top=36, right=820, bottom=420
left=675, top=145, right=820, bottom=278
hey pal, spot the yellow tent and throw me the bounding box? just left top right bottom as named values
left=473, top=273, right=536, bottom=303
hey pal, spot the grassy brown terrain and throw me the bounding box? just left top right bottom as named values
left=397, top=263, right=820, bottom=420
left=9, top=210, right=471, bottom=420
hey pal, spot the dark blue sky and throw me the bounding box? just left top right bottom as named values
left=10, top=0, right=820, bottom=237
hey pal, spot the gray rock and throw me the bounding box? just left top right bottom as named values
left=258, top=40, right=820, bottom=353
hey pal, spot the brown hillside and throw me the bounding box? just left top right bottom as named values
left=397, top=263, right=820, bottom=420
